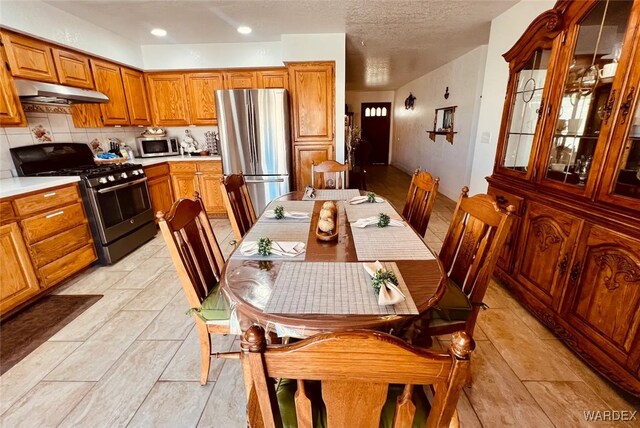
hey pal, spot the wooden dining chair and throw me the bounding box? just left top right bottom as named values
left=404, top=187, right=515, bottom=346
left=402, top=169, right=440, bottom=237
left=220, top=173, right=257, bottom=242
left=241, top=325, right=474, bottom=428
left=311, top=160, right=349, bottom=189
left=157, top=193, right=237, bottom=385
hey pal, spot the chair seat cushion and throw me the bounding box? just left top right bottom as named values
left=431, top=278, right=472, bottom=322
left=276, top=379, right=430, bottom=428
left=188, top=283, right=231, bottom=322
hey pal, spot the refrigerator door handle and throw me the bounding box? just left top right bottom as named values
left=247, top=93, right=257, bottom=174
left=245, top=178, right=286, bottom=183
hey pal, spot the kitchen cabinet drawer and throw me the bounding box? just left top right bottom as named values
left=197, top=161, right=222, bottom=173
left=1, top=202, right=16, bottom=224
left=144, top=163, right=170, bottom=180
left=30, top=224, right=92, bottom=267
left=38, top=243, right=96, bottom=288
left=169, top=162, right=197, bottom=173
left=13, top=185, right=80, bottom=217
left=21, top=203, right=86, bottom=244
left=487, top=186, right=524, bottom=215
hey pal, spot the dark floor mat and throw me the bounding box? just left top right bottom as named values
left=0, top=294, right=102, bottom=375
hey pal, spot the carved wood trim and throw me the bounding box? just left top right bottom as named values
left=594, top=251, right=640, bottom=291
left=531, top=217, right=563, bottom=252
left=503, top=9, right=564, bottom=70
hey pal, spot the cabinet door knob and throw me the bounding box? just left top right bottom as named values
left=569, top=261, right=582, bottom=284
left=602, top=89, right=616, bottom=124
left=558, top=253, right=569, bottom=275
left=620, top=87, right=635, bottom=124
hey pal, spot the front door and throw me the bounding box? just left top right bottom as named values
left=361, top=102, right=391, bottom=164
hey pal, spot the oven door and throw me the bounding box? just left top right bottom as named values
left=89, top=177, right=154, bottom=244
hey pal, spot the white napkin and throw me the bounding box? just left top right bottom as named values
left=349, top=195, right=385, bottom=204
left=263, top=210, right=310, bottom=219
left=353, top=216, right=405, bottom=228
left=240, top=241, right=306, bottom=257
left=363, top=261, right=406, bottom=306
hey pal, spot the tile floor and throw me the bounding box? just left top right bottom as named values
left=1, top=165, right=638, bottom=427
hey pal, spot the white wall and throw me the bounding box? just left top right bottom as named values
left=141, top=42, right=283, bottom=69
left=0, top=0, right=144, bottom=67
left=468, top=0, right=556, bottom=193
left=391, top=45, right=488, bottom=200
left=345, top=90, right=395, bottom=163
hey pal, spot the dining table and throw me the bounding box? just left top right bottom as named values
left=220, top=189, right=446, bottom=338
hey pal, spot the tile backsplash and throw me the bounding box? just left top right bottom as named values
left=0, top=111, right=218, bottom=179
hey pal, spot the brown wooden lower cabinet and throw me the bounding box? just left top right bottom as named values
left=294, top=144, right=334, bottom=191
left=0, top=222, right=40, bottom=314
left=490, top=184, right=640, bottom=396
left=513, top=201, right=582, bottom=310
left=144, top=163, right=174, bottom=217
left=157, top=160, right=226, bottom=217
left=0, top=183, right=97, bottom=317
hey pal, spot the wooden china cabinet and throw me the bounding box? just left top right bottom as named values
left=488, top=0, right=640, bottom=396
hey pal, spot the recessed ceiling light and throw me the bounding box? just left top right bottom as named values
left=150, top=28, right=167, bottom=37
left=237, top=26, right=252, bottom=35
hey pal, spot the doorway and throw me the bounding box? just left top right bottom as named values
left=361, top=102, right=391, bottom=164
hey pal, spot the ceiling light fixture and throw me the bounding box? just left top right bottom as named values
left=150, top=28, right=167, bottom=37
left=237, top=26, right=252, bottom=35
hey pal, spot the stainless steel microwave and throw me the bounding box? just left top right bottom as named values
left=135, top=136, right=180, bottom=157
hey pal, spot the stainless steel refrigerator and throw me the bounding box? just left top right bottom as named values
left=215, top=89, right=291, bottom=214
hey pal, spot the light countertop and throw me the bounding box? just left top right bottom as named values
left=0, top=176, right=81, bottom=199
left=134, top=155, right=222, bottom=167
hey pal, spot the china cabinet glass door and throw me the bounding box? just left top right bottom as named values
left=598, top=52, right=640, bottom=210
left=499, top=48, right=553, bottom=178
left=541, top=0, right=633, bottom=191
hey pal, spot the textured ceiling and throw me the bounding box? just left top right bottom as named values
left=41, top=0, right=519, bottom=90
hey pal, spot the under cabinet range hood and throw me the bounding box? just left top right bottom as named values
left=14, top=79, right=109, bottom=104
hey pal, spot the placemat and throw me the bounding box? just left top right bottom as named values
left=264, top=262, right=419, bottom=315
left=351, top=226, right=436, bottom=260
left=231, top=222, right=310, bottom=261
left=302, top=189, right=362, bottom=201
left=344, top=200, right=403, bottom=222
left=259, top=200, right=315, bottom=223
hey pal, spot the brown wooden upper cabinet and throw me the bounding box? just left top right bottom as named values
left=223, top=71, right=258, bottom=89
left=146, top=73, right=191, bottom=127
left=186, top=72, right=223, bottom=125
left=120, top=67, right=152, bottom=126
left=1, top=31, right=58, bottom=83
left=90, top=58, right=129, bottom=126
left=0, top=46, right=26, bottom=127
left=258, top=69, right=289, bottom=89
left=288, top=62, right=335, bottom=144
left=51, top=48, right=94, bottom=89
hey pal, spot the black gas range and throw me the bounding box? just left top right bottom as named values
left=11, top=143, right=157, bottom=265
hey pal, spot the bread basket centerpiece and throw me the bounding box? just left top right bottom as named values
left=316, top=201, right=339, bottom=241
left=141, top=127, right=166, bottom=137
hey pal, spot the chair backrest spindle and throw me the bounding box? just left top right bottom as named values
left=220, top=173, right=257, bottom=242
left=311, top=160, right=349, bottom=189
left=242, top=326, right=474, bottom=428
left=402, top=169, right=440, bottom=237
left=157, top=193, right=225, bottom=308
